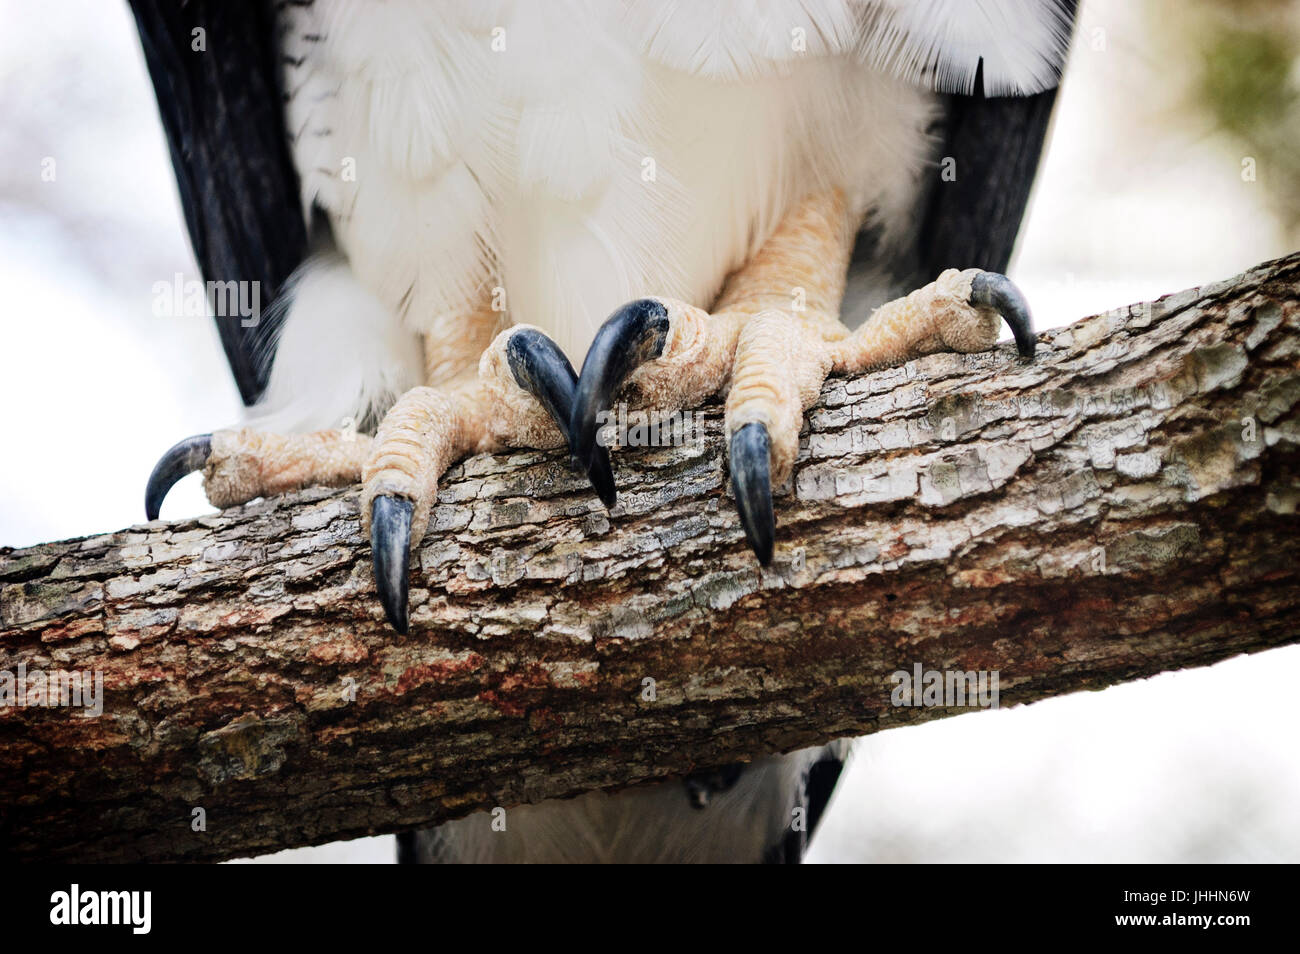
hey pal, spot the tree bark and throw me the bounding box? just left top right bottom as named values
left=3, top=253, right=1299, bottom=863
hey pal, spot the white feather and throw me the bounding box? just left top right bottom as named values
left=275, top=0, right=946, bottom=366
left=246, top=256, right=423, bottom=434
left=625, top=0, right=861, bottom=79
left=860, top=0, right=1074, bottom=94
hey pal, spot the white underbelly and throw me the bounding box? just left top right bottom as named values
left=284, top=2, right=937, bottom=367
left=493, top=63, right=936, bottom=362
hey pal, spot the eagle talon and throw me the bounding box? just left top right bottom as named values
left=370, top=494, right=414, bottom=635
left=144, top=433, right=212, bottom=521
left=730, top=422, right=775, bottom=566
left=970, top=271, right=1036, bottom=360
left=504, top=327, right=615, bottom=506
left=570, top=299, right=670, bottom=507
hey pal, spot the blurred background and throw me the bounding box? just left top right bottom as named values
left=1, top=0, right=1296, bottom=863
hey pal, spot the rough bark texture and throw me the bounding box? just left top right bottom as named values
left=3, top=254, right=1299, bottom=863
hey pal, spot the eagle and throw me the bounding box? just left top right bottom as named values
left=129, top=0, right=1075, bottom=863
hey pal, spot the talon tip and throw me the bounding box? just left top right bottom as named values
left=370, top=495, right=413, bottom=635
left=570, top=299, right=669, bottom=504
left=970, top=271, right=1036, bottom=363
left=588, top=445, right=617, bottom=509
left=730, top=423, right=775, bottom=566
left=145, top=434, right=212, bottom=521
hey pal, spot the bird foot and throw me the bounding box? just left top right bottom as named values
left=145, top=325, right=602, bottom=633
left=569, top=268, right=1036, bottom=566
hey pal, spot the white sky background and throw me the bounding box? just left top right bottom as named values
left=1, top=0, right=1296, bottom=863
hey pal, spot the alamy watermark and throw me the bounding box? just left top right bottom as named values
left=152, top=273, right=261, bottom=327
left=0, top=663, right=103, bottom=717
left=50, top=884, right=150, bottom=934
left=890, top=664, right=999, bottom=709
left=595, top=403, right=705, bottom=450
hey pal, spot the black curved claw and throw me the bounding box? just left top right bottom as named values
left=145, top=434, right=212, bottom=521
left=730, top=422, right=775, bottom=566
left=569, top=299, right=670, bottom=507
left=370, top=495, right=413, bottom=635
left=970, top=272, right=1036, bottom=360
left=505, top=327, right=616, bottom=506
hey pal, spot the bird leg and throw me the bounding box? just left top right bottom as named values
left=570, top=188, right=1035, bottom=564
left=145, top=305, right=606, bottom=632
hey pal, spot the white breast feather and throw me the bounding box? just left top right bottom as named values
left=862, top=0, right=1074, bottom=95
left=279, top=1, right=937, bottom=366
left=265, top=1, right=1072, bottom=428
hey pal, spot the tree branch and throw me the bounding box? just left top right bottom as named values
left=3, top=253, right=1299, bottom=862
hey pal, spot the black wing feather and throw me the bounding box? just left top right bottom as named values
left=911, top=1, right=1078, bottom=280
left=913, top=78, right=1062, bottom=279
left=129, top=0, right=307, bottom=406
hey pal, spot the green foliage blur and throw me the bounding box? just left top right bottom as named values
left=1179, top=0, right=1300, bottom=234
